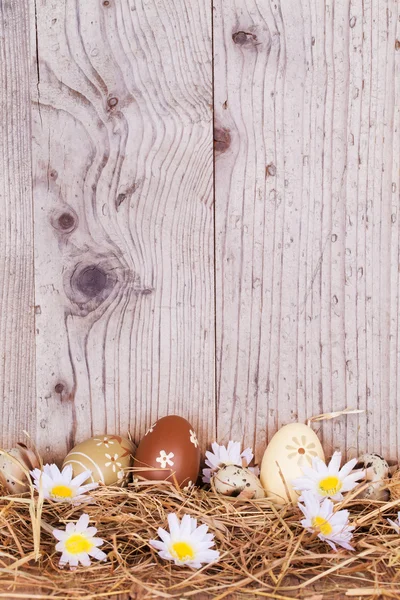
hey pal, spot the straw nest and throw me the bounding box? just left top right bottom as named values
left=1, top=476, right=400, bottom=600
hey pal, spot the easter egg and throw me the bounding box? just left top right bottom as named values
left=212, top=465, right=265, bottom=499
left=0, top=443, right=40, bottom=494
left=63, top=435, right=135, bottom=486
left=260, top=423, right=325, bottom=505
left=133, top=415, right=200, bottom=487
left=355, top=453, right=389, bottom=501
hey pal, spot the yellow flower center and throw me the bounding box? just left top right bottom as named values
left=170, top=541, right=195, bottom=561
left=65, top=534, right=93, bottom=555
left=50, top=485, right=74, bottom=499
left=312, top=516, right=333, bottom=536
left=318, top=475, right=342, bottom=496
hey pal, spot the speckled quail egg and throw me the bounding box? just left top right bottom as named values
left=355, top=453, right=389, bottom=501
left=212, top=465, right=265, bottom=499
left=0, top=443, right=40, bottom=494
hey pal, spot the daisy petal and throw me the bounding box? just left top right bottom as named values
left=88, top=548, right=107, bottom=561
left=76, top=513, right=90, bottom=532
left=61, top=464, right=73, bottom=483
left=78, top=553, right=91, bottom=567
left=328, top=452, right=342, bottom=474
left=71, top=470, right=93, bottom=488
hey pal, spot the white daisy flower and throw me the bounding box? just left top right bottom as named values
left=299, top=490, right=355, bottom=551
left=292, top=451, right=364, bottom=501
left=202, top=441, right=259, bottom=483
left=31, top=464, right=98, bottom=504
left=150, top=512, right=220, bottom=569
left=387, top=511, right=400, bottom=533
left=53, top=513, right=107, bottom=569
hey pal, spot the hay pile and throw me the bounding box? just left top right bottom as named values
left=0, top=479, right=400, bottom=600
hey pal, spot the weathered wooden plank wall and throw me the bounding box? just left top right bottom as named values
left=0, top=0, right=36, bottom=448
left=0, top=0, right=399, bottom=463
left=32, top=0, right=215, bottom=461
left=214, top=0, right=400, bottom=462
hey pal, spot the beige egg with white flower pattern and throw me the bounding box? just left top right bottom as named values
left=260, top=423, right=325, bottom=505
left=63, top=435, right=135, bottom=486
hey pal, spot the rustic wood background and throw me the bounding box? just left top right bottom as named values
left=0, top=0, right=399, bottom=464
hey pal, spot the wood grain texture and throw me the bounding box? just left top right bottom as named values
left=0, top=0, right=36, bottom=448
left=32, top=0, right=214, bottom=460
left=2, top=0, right=399, bottom=466
left=214, top=0, right=400, bottom=462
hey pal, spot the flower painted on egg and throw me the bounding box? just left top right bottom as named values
left=104, top=453, right=122, bottom=473
left=156, top=450, right=175, bottom=469
left=94, top=436, right=115, bottom=448
left=189, top=430, right=199, bottom=448
left=285, top=435, right=319, bottom=466
left=145, top=423, right=157, bottom=436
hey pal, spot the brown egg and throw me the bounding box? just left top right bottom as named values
left=133, top=416, right=200, bottom=487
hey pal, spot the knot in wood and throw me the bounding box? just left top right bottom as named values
left=50, top=206, right=78, bottom=235
left=108, top=96, right=119, bottom=109
left=232, top=31, right=257, bottom=46
left=214, top=127, right=231, bottom=153
left=58, top=212, right=76, bottom=231
left=65, top=257, right=120, bottom=316
left=75, top=265, right=108, bottom=299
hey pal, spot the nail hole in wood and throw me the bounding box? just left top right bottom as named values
left=55, top=383, right=64, bottom=394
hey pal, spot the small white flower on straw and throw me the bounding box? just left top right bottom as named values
left=202, top=441, right=258, bottom=483
left=53, top=513, right=107, bottom=569
left=150, top=513, right=220, bottom=569
left=31, top=464, right=98, bottom=504
left=298, top=490, right=355, bottom=551
left=387, top=511, right=400, bottom=533
left=292, top=451, right=364, bottom=501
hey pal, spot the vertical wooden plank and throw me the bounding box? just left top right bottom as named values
left=0, top=0, right=36, bottom=447
left=214, top=0, right=400, bottom=462
left=33, top=0, right=214, bottom=460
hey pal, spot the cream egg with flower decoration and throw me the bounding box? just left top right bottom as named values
left=62, top=435, right=135, bottom=486
left=260, top=422, right=325, bottom=505
left=260, top=409, right=363, bottom=505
